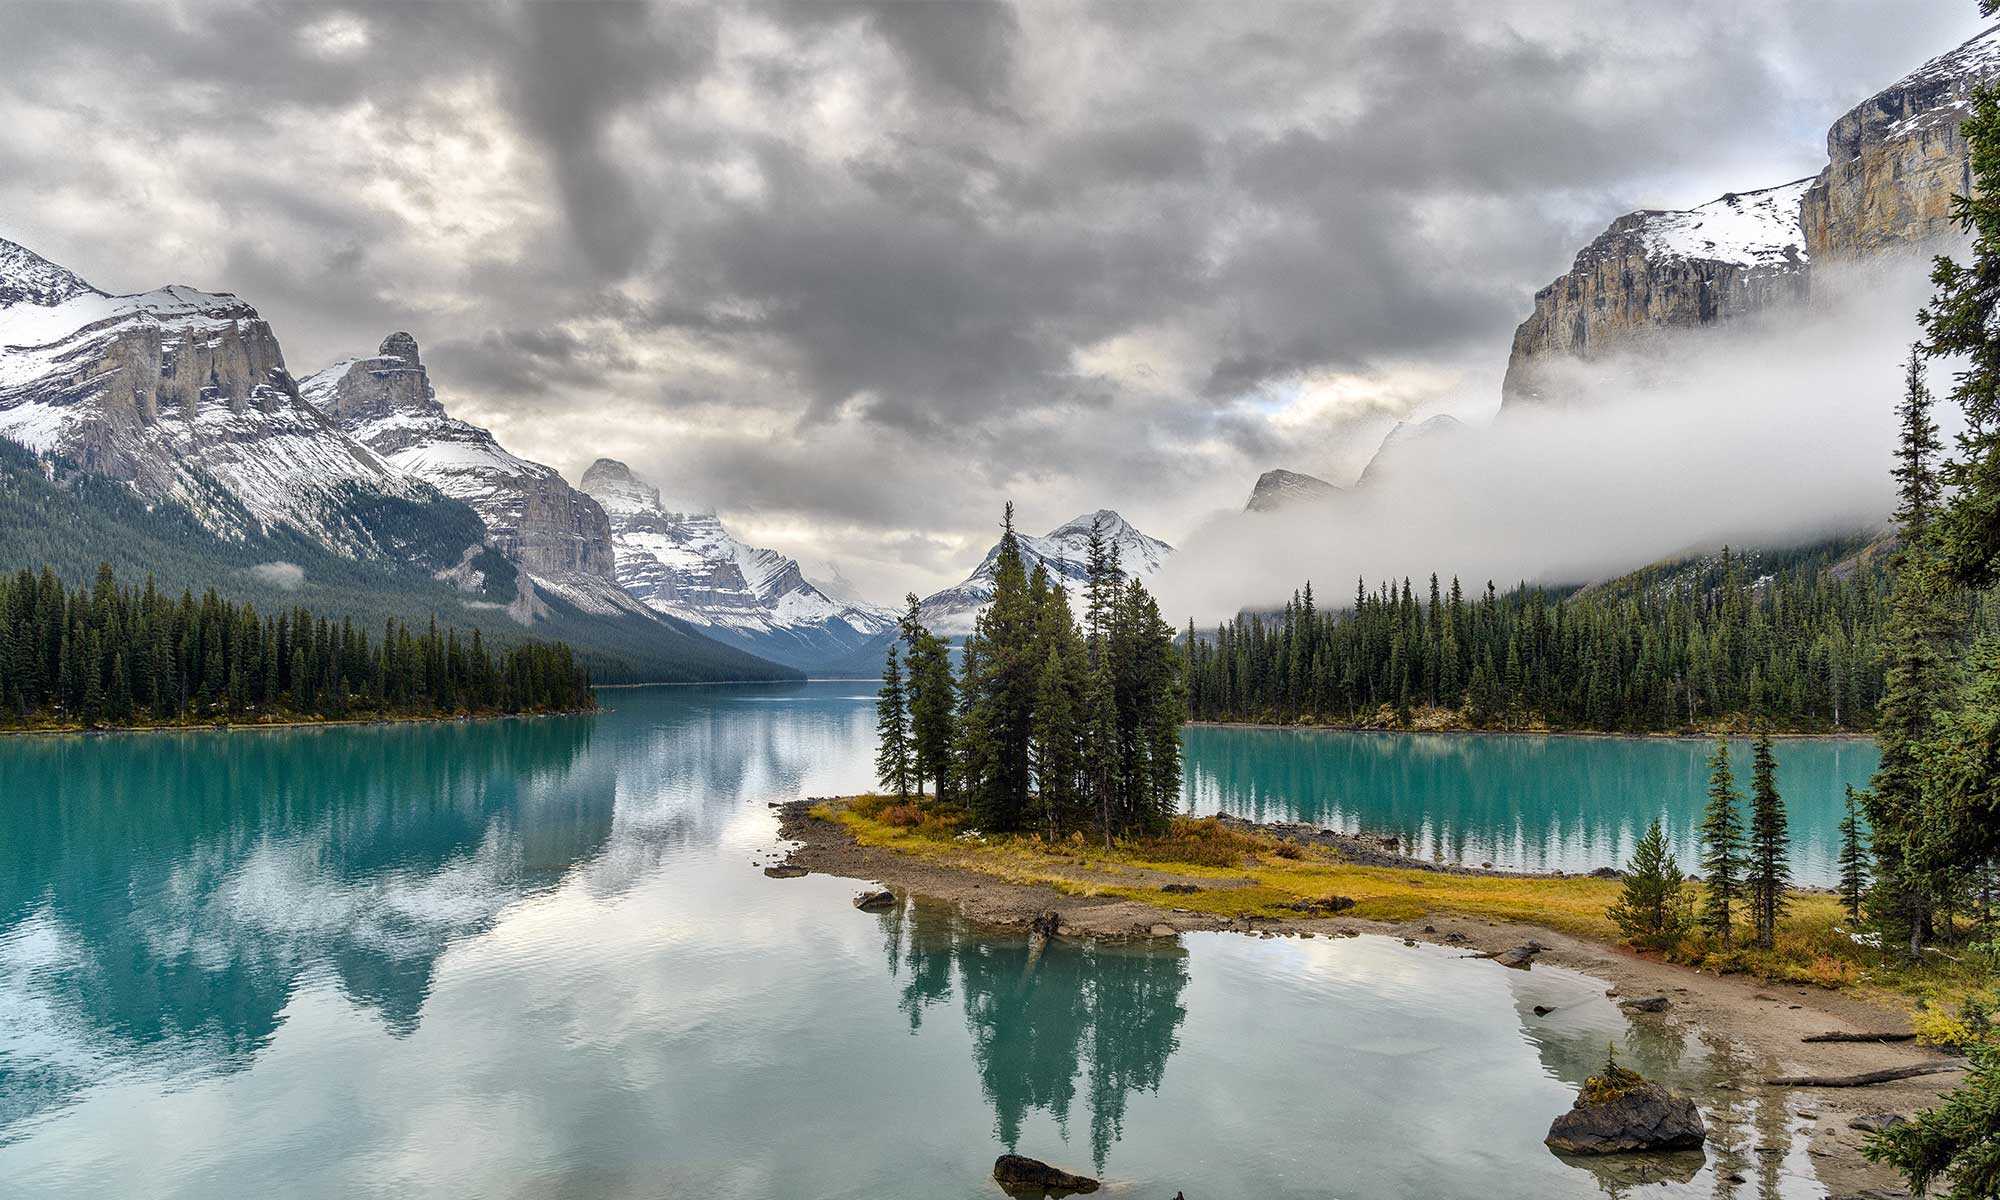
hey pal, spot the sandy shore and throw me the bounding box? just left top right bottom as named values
left=773, top=799, right=1950, bottom=1198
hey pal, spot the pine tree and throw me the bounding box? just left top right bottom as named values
left=1839, top=785, right=1872, bottom=924
left=875, top=643, right=913, bottom=799
left=1746, top=730, right=1792, bottom=950
left=1870, top=345, right=1961, bottom=959
left=900, top=593, right=956, bottom=800
left=1699, top=737, right=1746, bottom=950
left=1608, top=819, right=1693, bottom=952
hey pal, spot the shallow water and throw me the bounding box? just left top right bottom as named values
left=1185, top=725, right=1878, bottom=884
left=0, top=683, right=1833, bottom=1197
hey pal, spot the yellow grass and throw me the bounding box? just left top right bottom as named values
left=821, top=795, right=1976, bottom=1007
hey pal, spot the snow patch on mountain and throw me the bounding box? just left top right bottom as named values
left=1638, top=178, right=1814, bottom=269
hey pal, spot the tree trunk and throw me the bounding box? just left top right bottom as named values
left=1764, top=1062, right=1962, bottom=1087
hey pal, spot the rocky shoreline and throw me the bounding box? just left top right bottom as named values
left=771, top=798, right=1955, bottom=1198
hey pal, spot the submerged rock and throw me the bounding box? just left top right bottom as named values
left=762, top=865, right=807, bottom=879
left=992, top=1153, right=1101, bottom=1195
left=852, top=889, right=896, bottom=911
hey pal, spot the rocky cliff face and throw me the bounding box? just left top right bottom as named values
left=303, top=334, right=625, bottom=603
left=0, top=238, right=466, bottom=565
left=579, top=457, right=896, bottom=672
left=1501, top=181, right=1814, bottom=407
left=1503, top=25, right=2000, bottom=409
left=1803, top=27, right=2000, bottom=261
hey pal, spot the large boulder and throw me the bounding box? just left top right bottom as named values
left=1547, top=1082, right=1706, bottom=1155
left=992, top=1154, right=1100, bottom=1195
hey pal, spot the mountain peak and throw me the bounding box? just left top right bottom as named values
left=378, top=331, right=421, bottom=368
left=0, top=236, right=99, bottom=308
left=1246, top=468, right=1340, bottom=513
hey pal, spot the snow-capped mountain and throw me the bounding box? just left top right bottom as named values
left=0, top=237, right=467, bottom=567
left=917, top=510, right=1173, bottom=637
left=579, top=458, right=897, bottom=672
left=301, top=333, right=644, bottom=617
left=1245, top=468, right=1340, bottom=513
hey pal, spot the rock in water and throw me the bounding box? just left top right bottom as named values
left=1546, top=1083, right=1706, bottom=1155
left=852, top=889, right=896, bottom=911
left=762, top=865, right=807, bottom=879
left=1618, top=995, right=1671, bottom=1013
left=991, top=1154, right=1101, bottom=1196
left=1494, top=941, right=1546, bottom=970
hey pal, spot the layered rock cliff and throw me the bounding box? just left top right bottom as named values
left=302, top=334, right=623, bottom=602
left=1803, top=27, right=2000, bottom=260
left=1502, top=25, right=2000, bottom=409
left=1500, top=181, right=1815, bottom=407
left=0, top=238, right=467, bottom=565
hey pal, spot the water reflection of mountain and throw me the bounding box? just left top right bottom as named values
left=0, top=716, right=606, bottom=1133
left=1182, top=728, right=1875, bottom=881
left=875, top=902, right=1188, bottom=1171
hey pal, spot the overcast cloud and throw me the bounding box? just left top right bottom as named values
left=0, top=0, right=1986, bottom=601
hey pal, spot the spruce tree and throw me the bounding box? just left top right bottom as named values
left=876, top=643, right=913, bottom=799
left=1870, top=345, right=1961, bottom=959
left=900, top=593, right=956, bottom=800
left=1839, top=785, right=1872, bottom=924
left=1699, top=737, right=1746, bottom=950
left=1746, top=730, right=1792, bottom=950
left=1608, top=819, right=1693, bottom=952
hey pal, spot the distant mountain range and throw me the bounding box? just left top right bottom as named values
left=0, top=234, right=1177, bottom=680
left=0, top=237, right=787, bottom=683
left=578, top=458, right=898, bottom=672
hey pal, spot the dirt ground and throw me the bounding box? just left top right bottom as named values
left=771, top=800, right=1958, bottom=1199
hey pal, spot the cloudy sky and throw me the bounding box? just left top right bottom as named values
left=0, top=0, right=1987, bottom=599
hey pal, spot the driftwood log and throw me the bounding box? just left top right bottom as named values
left=1801, top=1031, right=1918, bottom=1044
left=1765, top=1062, right=1963, bottom=1088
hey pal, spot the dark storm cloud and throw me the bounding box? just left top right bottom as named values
left=0, top=0, right=1990, bottom=596
left=508, top=1, right=718, bottom=276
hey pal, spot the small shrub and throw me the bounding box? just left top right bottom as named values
left=878, top=804, right=922, bottom=828
left=1579, top=1044, right=1646, bottom=1104
left=1271, top=841, right=1304, bottom=860
left=1806, top=953, right=1859, bottom=989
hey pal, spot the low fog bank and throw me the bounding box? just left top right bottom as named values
left=1155, top=254, right=1951, bottom=627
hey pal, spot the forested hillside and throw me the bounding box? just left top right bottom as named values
left=1183, top=540, right=1986, bottom=733
left=0, top=437, right=797, bottom=685
left=0, top=564, right=594, bottom=729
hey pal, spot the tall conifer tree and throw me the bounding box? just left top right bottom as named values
left=1699, top=737, right=1746, bottom=950
left=1746, top=731, right=1792, bottom=950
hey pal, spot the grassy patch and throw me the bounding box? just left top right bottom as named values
left=821, top=797, right=1995, bottom=1009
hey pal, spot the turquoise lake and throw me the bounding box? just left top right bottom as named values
left=0, top=682, right=1867, bottom=1197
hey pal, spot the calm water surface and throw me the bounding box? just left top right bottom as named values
left=0, top=683, right=1843, bottom=1197
left=1187, top=726, right=1878, bottom=884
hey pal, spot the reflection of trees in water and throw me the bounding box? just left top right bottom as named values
left=0, top=715, right=606, bottom=1128
left=1181, top=728, right=1870, bottom=879
left=876, top=903, right=1188, bottom=1171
